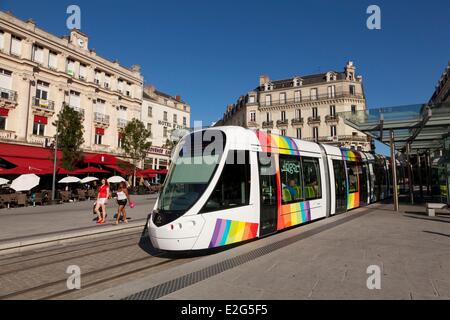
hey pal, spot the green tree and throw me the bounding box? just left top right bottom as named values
left=52, top=104, right=85, bottom=170
left=122, top=119, right=152, bottom=186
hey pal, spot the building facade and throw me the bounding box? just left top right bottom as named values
left=217, top=61, right=371, bottom=151
left=0, top=11, right=143, bottom=156
left=430, top=61, right=450, bottom=104
left=141, top=85, right=190, bottom=170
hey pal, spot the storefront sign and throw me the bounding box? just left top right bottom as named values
left=148, top=146, right=172, bottom=156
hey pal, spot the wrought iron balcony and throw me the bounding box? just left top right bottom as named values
left=262, top=120, right=274, bottom=129
left=259, top=91, right=364, bottom=107
left=291, top=118, right=304, bottom=126
left=276, top=119, right=289, bottom=127
left=32, top=97, right=55, bottom=111
left=307, top=116, right=321, bottom=124
left=325, top=115, right=339, bottom=123
left=338, top=135, right=369, bottom=142
left=0, top=88, right=18, bottom=103
left=117, top=118, right=128, bottom=129
left=247, top=121, right=258, bottom=128
left=94, top=112, right=110, bottom=125
left=71, top=106, right=85, bottom=117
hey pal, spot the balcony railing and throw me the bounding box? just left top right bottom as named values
left=71, top=106, right=85, bottom=117
left=247, top=121, right=258, bottom=127
left=303, top=135, right=368, bottom=143
left=291, top=118, right=304, bottom=126
left=276, top=119, right=289, bottom=127
left=338, top=135, right=369, bottom=142
left=262, top=120, right=274, bottom=128
left=0, top=130, right=17, bottom=141
left=0, top=88, right=18, bottom=103
left=117, top=118, right=128, bottom=129
left=307, top=116, right=321, bottom=124
left=32, top=97, right=55, bottom=111
left=325, top=115, right=339, bottom=123
left=94, top=112, right=110, bottom=125
left=260, top=91, right=364, bottom=107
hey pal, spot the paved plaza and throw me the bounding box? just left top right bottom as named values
left=0, top=195, right=156, bottom=243
left=0, top=201, right=449, bottom=300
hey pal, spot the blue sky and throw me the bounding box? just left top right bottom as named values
left=2, top=0, right=449, bottom=154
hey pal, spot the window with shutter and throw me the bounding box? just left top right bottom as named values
left=48, top=51, right=57, bottom=70
left=11, top=36, right=22, bottom=56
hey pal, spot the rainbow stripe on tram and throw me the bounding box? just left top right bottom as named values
left=209, top=219, right=259, bottom=248
left=341, top=149, right=361, bottom=210
left=279, top=201, right=311, bottom=229
left=256, top=131, right=300, bottom=155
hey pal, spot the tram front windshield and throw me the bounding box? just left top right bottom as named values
left=158, top=130, right=225, bottom=214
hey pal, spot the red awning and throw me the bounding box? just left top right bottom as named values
left=34, top=115, right=48, bottom=124
left=0, top=143, right=62, bottom=159
left=76, top=167, right=109, bottom=174
left=139, top=168, right=168, bottom=175
left=0, top=156, right=53, bottom=170
left=83, top=153, right=117, bottom=165
left=95, top=128, right=105, bottom=135
left=0, top=108, right=9, bottom=117
left=0, top=166, right=53, bottom=175
left=104, top=165, right=128, bottom=175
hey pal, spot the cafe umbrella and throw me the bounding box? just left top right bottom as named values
left=80, top=176, right=99, bottom=184
left=0, top=178, right=9, bottom=186
left=10, top=174, right=40, bottom=192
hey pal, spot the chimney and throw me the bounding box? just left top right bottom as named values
left=259, top=74, right=269, bottom=86
left=26, top=18, right=36, bottom=29
left=131, top=64, right=141, bottom=73
left=143, top=84, right=155, bottom=96
left=175, top=95, right=181, bottom=102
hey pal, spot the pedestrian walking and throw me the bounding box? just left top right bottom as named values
left=95, top=178, right=110, bottom=224
left=114, top=181, right=131, bottom=225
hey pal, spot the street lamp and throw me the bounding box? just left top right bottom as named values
left=50, top=132, right=58, bottom=202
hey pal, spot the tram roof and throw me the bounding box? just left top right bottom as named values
left=338, top=101, right=450, bottom=154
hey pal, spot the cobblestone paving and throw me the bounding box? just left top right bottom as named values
left=0, top=229, right=194, bottom=300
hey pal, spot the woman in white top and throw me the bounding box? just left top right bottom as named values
left=114, top=181, right=131, bottom=225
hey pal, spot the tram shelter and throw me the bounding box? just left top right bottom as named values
left=339, top=102, right=450, bottom=210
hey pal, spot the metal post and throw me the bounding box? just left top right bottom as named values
left=51, top=133, right=58, bottom=202
left=426, top=150, right=431, bottom=196
left=406, top=143, right=414, bottom=205
left=418, top=152, right=423, bottom=201
left=390, top=130, right=399, bottom=212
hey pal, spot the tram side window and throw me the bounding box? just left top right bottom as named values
left=347, top=162, right=359, bottom=193
left=280, top=155, right=303, bottom=204
left=201, top=150, right=250, bottom=213
left=302, top=157, right=322, bottom=200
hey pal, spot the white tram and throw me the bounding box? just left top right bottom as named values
left=148, top=127, right=390, bottom=251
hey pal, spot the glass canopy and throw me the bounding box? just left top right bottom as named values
left=339, top=102, right=450, bottom=153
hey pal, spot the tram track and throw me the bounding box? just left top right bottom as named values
left=0, top=235, right=150, bottom=276
left=0, top=231, right=144, bottom=268
left=0, top=253, right=180, bottom=300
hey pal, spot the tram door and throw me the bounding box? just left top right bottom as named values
left=258, top=153, right=278, bottom=236
left=333, top=160, right=347, bottom=214
left=360, top=163, right=369, bottom=206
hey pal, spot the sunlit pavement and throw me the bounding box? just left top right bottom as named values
left=0, top=195, right=157, bottom=243
left=1, top=203, right=449, bottom=300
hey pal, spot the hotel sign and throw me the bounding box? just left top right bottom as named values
left=158, top=120, right=186, bottom=130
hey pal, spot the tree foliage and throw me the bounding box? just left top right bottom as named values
left=52, top=105, right=85, bottom=170
left=122, top=118, right=152, bottom=167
